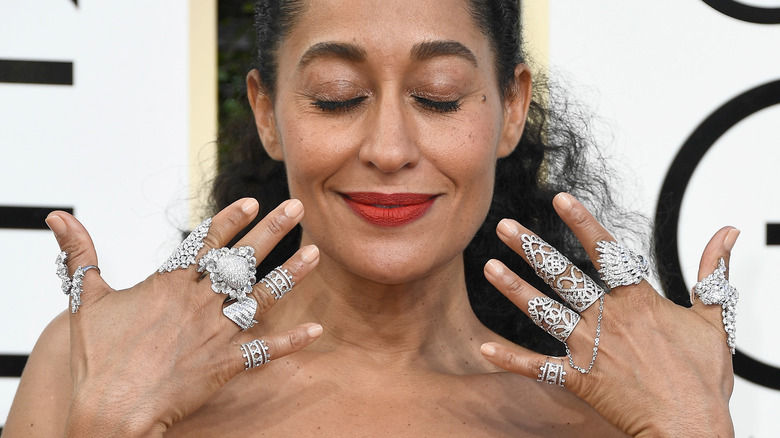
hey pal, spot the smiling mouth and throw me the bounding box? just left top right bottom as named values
left=341, top=192, right=438, bottom=227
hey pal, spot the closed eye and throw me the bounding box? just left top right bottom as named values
left=413, top=96, right=461, bottom=113
left=311, top=96, right=367, bottom=112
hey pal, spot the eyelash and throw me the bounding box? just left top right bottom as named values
left=311, top=96, right=461, bottom=114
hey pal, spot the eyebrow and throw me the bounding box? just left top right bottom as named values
left=298, top=42, right=368, bottom=69
left=411, top=40, right=478, bottom=67
left=297, top=39, right=478, bottom=70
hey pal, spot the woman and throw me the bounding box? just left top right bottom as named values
left=4, top=0, right=737, bottom=436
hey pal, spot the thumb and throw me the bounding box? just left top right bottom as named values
left=46, top=211, right=111, bottom=311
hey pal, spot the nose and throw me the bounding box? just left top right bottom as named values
left=358, top=95, right=421, bottom=173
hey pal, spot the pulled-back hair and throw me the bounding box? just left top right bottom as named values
left=212, top=0, right=633, bottom=355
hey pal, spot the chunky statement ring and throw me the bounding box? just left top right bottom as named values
left=595, top=240, right=649, bottom=289
left=69, top=265, right=100, bottom=314
left=537, top=357, right=566, bottom=387
left=198, top=246, right=257, bottom=302
left=158, top=218, right=212, bottom=273
left=223, top=297, right=258, bottom=330
left=528, top=296, right=580, bottom=343
left=55, top=251, right=71, bottom=294
left=261, top=266, right=295, bottom=300
left=520, top=234, right=605, bottom=312
left=241, top=339, right=270, bottom=370
left=693, top=258, right=738, bottom=354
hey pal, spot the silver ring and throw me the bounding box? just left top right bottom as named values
left=537, top=357, right=566, bottom=387
left=55, top=251, right=71, bottom=294
left=158, top=218, right=212, bottom=273
left=223, top=297, right=258, bottom=330
left=261, top=266, right=295, bottom=300
left=693, top=258, right=738, bottom=354
left=70, top=265, right=100, bottom=314
left=197, top=246, right=257, bottom=302
left=528, top=296, right=580, bottom=343
left=595, top=240, right=649, bottom=289
left=241, top=339, right=270, bottom=370
left=520, top=234, right=605, bottom=312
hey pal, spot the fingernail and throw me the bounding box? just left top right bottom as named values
left=485, top=259, right=504, bottom=276
left=554, top=192, right=573, bottom=210
left=497, top=219, right=519, bottom=238
left=241, top=198, right=258, bottom=214
left=723, top=228, right=740, bottom=252
left=45, top=214, right=66, bottom=235
left=284, top=199, right=304, bottom=218
left=301, top=245, right=319, bottom=263
left=481, top=343, right=496, bottom=357
left=307, top=323, right=323, bottom=337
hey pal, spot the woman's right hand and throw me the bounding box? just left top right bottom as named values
left=47, top=198, right=321, bottom=436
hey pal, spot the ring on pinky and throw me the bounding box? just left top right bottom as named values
left=241, top=339, right=271, bottom=370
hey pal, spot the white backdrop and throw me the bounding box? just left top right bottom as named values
left=0, top=0, right=192, bottom=429
left=547, top=1, right=780, bottom=435
left=1, top=1, right=779, bottom=435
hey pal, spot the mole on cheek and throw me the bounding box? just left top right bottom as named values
left=481, top=95, right=487, bottom=103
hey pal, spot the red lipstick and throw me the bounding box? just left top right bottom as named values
left=342, top=192, right=437, bottom=227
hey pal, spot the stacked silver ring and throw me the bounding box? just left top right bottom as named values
left=693, top=258, right=738, bottom=354
left=241, top=339, right=270, bottom=370
left=262, top=266, right=295, bottom=300
left=537, top=357, right=566, bottom=387
left=595, top=240, right=649, bottom=289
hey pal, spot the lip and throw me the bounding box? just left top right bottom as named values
left=341, top=192, right=438, bottom=227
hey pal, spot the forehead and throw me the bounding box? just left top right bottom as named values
left=278, top=0, right=491, bottom=70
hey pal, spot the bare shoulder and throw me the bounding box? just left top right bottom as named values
left=4, top=311, right=72, bottom=436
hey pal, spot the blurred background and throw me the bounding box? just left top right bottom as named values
left=1, top=0, right=779, bottom=434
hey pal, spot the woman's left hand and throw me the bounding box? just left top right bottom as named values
left=480, top=192, right=737, bottom=437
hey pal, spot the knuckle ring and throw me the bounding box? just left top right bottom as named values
left=595, top=240, right=649, bottom=289
left=69, top=265, right=100, bottom=314
left=198, top=246, right=257, bottom=302
left=537, top=357, right=566, bottom=387
left=261, top=266, right=295, bottom=300
left=520, top=234, right=605, bottom=312
left=158, top=218, right=212, bottom=273
left=56, top=251, right=71, bottom=294
left=241, top=339, right=271, bottom=370
left=527, top=296, right=580, bottom=343
left=692, top=258, right=738, bottom=354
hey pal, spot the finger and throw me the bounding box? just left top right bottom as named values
left=249, top=245, right=319, bottom=319
left=550, top=192, right=616, bottom=266
left=46, top=211, right=111, bottom=308
left=696, top=227, right=739, bottom=282
left=690, top=227, right=740, bottom=329
left=480, top=342, right=578, bottom=392
left=485, top=258, right=588, bottom=347
left=199, top=198, right=261, bottom=256
left=495, top=218, right=605, bottom=313
left=229, top=323, right=323, bottom=375
left=233, top=198, right=304, bottom=263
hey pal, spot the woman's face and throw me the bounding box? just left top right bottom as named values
left=249, top=0, right=530, bottom=284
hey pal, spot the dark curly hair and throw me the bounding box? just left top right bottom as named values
left=211, top=0, right=635, bottom=356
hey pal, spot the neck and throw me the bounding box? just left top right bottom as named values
left=265, top=246, right=496, bottom=374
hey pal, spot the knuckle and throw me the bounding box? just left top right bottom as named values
left=504, top=277, right=527, bottom=297
left=265, top=214, right=288, bottom=237
left=251, top=283, right=277, bottom=315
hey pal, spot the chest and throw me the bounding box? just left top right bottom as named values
left=165, top=357, right=621, bottom=437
